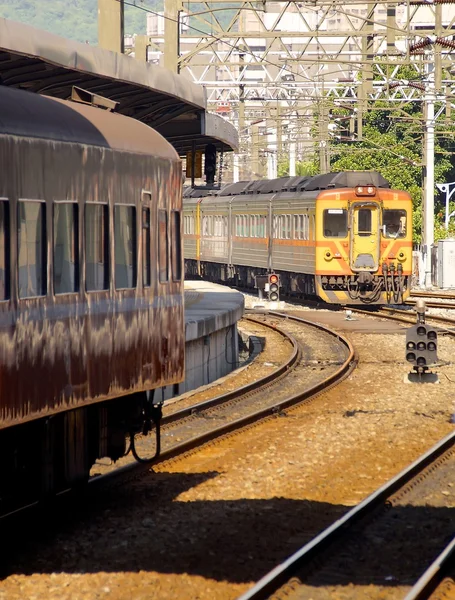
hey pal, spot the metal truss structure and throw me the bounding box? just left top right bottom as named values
left=142, top=0, right=455, bottom=178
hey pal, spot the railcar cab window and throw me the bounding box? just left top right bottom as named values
left=383, top=209, right=406, bottom=239
left=115, top=205, right=137, bottom=289
left=85, top=204, right=109, bottom=291
left=158, top=210, right=169, bottom=283
left=54, top=203, right=79, bottom=294
left=0, top=200, right=9, bottom=300
left=18, top=201, right=46, bottom=298
left=323, top=209, right=347, bottom=238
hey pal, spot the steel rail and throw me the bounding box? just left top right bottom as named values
left=411, top=291, right=455, bottom=302
left=406, top=299, right=455, bottom=310
left=238, top=429, right=455, bottom=600
left=404, top=535, right=455, bottom=600
left=350, top=306, right=455, bottom=332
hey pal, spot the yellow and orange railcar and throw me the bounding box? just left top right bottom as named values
left=183, top=171, right=412, bottom=304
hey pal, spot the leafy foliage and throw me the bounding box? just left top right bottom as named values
left=0, top=0, right=157, bottom=45
left=277, top=159, right=318, bottom=178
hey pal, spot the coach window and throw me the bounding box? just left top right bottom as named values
left=18, top=201, right=46, bottom=298
left=0, top=201, right=9, bottom=301
left=115, top=205, right=137, bottom=289
left=142, top=207, right=151, bottom=287
left=323, top=209, right=347, bottom=238
left=54, top=203, right=79, bottom=294
left=171, top=211, right=182, bottom=281
left=158, top=210, right=169, bottom=283
left=358, top=209, right=372, bottom=237
left=85, top=204, right=109, bottom=291
left=383, top=209, right=406, bottom=239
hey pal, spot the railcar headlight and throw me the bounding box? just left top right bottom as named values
left=398, top=252, right=406, bottom=261
left=324, top=250, right=332, bottom=260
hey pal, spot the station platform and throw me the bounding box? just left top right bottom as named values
left=157, top=281, right=245, bottom=402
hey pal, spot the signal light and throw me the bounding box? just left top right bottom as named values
left=204, top=143, right=217, bottom=185
left=268, top=273, right=280, bottom=302
left=405, top=324, right=438, bottom=368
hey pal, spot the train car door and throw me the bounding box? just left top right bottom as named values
left=349, top=203, right=380, bottom=271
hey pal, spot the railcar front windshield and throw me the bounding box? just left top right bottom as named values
left=323, top=209, right=347, bottom=238
left=382, top=209, right=406, bottom=239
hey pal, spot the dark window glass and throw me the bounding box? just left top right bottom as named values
left=85, top=204, right=109, bottom=291
left=0, top=202, right=10, bottom=300
left=18, top=201, right=46, bottom=298
left=158, top=210, right=169, bottom=283
left=115, top=205, right=137, bottom=289
left=358, top=209, right=372, bottom=237
left=142, top=207, right=151, bottom=287
left=383, top=209, right=407, bottom=239
left=323, top=209, right=347, bottom=238
left=54, top=203, right=78, bottom=294
left=171, top=211, right=181, bottom=281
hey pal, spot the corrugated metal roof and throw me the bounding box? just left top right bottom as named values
left=0, top=17, right=238, bottom=154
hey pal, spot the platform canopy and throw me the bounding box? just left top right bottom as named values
left=0, top=18, right=238, bottom=155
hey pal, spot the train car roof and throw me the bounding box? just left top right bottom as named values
left=184, top=171, right=391, bottom=200
left=0, top=86, right=179, bottom=161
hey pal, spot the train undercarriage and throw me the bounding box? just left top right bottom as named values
left=0, top=392, right=161, bottom=512
left=185, top=259, right=409, bottom=305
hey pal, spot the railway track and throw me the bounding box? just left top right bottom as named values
left=239, top=430, right=455, bottom=600
left=351, top=306, right=455, bottom=334
left=1, top=311, right=356, bottom=524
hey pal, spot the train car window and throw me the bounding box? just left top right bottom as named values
left=293, top=215, right=300, bottom=239
left=323, top=209, right=347, bottom=238
left=358, top=209, right=372, bottom=237
left=273, top=216, right=278, bottom=238
left=0, top=201, right=10, bottom=301
left=85, top=204, right=109, bottom=292
left=383, top=209, right=406, bottom=239
left=142, top=207, right=151, bottom=288
left=18, top=201, right=46, bottom=298
left=115, top=205, right=137, bottom=289
left=244, top=215, right=249, bottom=238
left=202, top=216, right=209, bottom=236
left=158, top=210, right=169, bottom=283
left=54, top=203, right=78, bottom=294
left=259, top=215, right=266, bottom=238
left=171, top=211, right=182, bottom=281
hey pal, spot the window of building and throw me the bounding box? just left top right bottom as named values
left=0, top=201, right=9, bottom=300
left=323, top=209, right=347, bottom=238
left=115, top=205, right=137, bottom=289
left=18, top=201, right=46, bottom=298
left=171, top=211, right=182, bottom=281
left=54, top=202, right=78, bottom=294
left=158, top=209, right=169, bottom=283
left=142, top=207, right=151, bottom=287
left=85, top=203, right=109, bottom=291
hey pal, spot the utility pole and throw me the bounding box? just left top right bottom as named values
left=423, top=65, right=436, bottom=288
left=164, top=0, right=181, bottom=73
left=98, top=0, right=124, bottom=53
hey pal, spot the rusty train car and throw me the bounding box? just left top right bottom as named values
left=0, top=86, right=184, bottom=508
left=183, top=171, right=413, bottom=304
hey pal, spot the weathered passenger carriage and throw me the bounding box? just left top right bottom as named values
left=0, top=86, right=184, bottom=508
left=184, top=171, right=412, bottom=304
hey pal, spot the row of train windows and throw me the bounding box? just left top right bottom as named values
left=183, top=213, right=313, bottom=240
left=0, top=200, right=181, bottom=301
